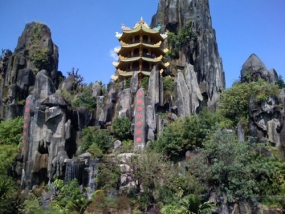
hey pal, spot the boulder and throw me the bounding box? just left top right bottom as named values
left=92, top=82, right=102, bottom=97
left=241, top=54, right=278, bottom=84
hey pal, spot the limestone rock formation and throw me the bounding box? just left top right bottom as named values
left=0, top=22, right=60, bottom=121
left=241, top=54, right=285, bottom=157
left=241, top=53, right=278, bottom=83
left=151, top=0, right=225, bottom=108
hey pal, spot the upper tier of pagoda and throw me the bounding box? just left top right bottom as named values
left=111, top=18, right=169, bottom=82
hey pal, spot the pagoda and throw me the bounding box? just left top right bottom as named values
left=111, top=18, right=169, bottom=83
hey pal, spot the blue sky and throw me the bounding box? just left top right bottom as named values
left=1, top=0, right=284, bottom=88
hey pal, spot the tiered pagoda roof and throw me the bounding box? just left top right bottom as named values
left=111, top=18, right=169, bottom=82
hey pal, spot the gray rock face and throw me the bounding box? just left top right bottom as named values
left=118, top=88, right=132, bottom=118
left=92, top=82, right=102, bottom=97
left=148, top=65, right=160, bottom=106
left=33, top=70, right=55, bottom=102
left=175, top=72, right=191, bottom=117
left=0, top=22, right=60, bottom=121
left=151, top=0, right=225, bottom=108
left=249, top=95, right=285, bottom=157
left=241, top=54, right=278, bottom=83
left=184, top=63, right=203, bottom=113
left=99, top=84, right=117, bottom=126
left=130, top=71, right=139, bottom=93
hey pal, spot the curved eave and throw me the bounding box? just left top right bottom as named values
left=117, top=70, right=152, bottom=77
left=117, top=42, right=165, bottom=56
left=120, top=42, right=163, bottom=48
left=142, top=57, right=162, bottom=63
left=120, top=25, right=164, bottom=41
left=120, top=56, right=141, bottom=62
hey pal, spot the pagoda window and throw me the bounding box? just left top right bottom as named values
left=143, top=48, right=149, bottom=57
left=143, top=35, right=148, bottom=43
left=134, top=35, right=140, bottom=43
left=132, top=61, right=139, bottom=71
left=134, top=48, right=139, bottom=56
left=142, top=61, right=149, bottom=71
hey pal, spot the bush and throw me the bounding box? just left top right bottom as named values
left=0, top=116, right=23, bottom=145
left=152, top=109, right=225, bottom=161
left=72, top=83, right=96, bottom=111
left=78, top=127, right=113, bottom=156
left=0, top=175, right=18, bottom=213
left=112, top=117, right=132, bottom=141
left=218, top=79, right=280, bottom=127
left=187, top=129, right=281, bottom=202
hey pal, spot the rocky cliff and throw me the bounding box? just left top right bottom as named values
left=241, top=54, right=285, bottom=158
left=151, top=0, right=225, bottom=109
left=0, top=22, right=61, bottom=121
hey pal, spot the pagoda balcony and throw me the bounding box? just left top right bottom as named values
left=123, top=68, right=152, bottom=72
left=123, top=40, right=160, bottom=45
left=122, top=53, right=158, bottom=59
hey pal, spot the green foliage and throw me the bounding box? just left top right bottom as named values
left=152, top=109, right=224, bottom=161
left=72, top=83, right=96, bottom=111
left=30, top=22, right=42, bottom=46
left=125, top=78, right=131, bottom=88
left=0, top=144, right=19, bottom=174
left=276, top=75, right=285, bottom=89
left=188, top=129, right=281, bottom=202
left=96, top=156, right=121, bottom=191
left=163, top=75, right=175, bottom=101
left=120, top=150, right=181, bottom=211
left=0, top=175, right=18, bottom=213
left=78, top=127, right=112, bottom=157
left=141, top=76, right=149, bottom=90
left=112, top=117, right=132, bottom=141
left=32, top=49, right=49, bottom=71
left=0, top=117, right=23, bottom=174
left=50, top=178, right=90, bottom=213
left=0, top=116, right=23, bottom=145
left=218, top=79, right=280, bottom=127
left=19, top=195, right=43, bottom=214
left=165, top=21, right=196, bottom=60
left=60, top=89, right=73, bottom=104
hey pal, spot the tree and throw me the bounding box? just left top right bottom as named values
left=152, top=109, right=225, bottom=161
left=0, top=116, right=23, bottom=145
left=78, top=127, right=113, bottom=157
left=0, top=175, right=18, bottom=213
left=276, top=75, right=285, bottom=89
left=218, top=79, right=280, bottom=127
left=72, top=83, right=96, bottom=111
left=188, top=129, right=279, bottom=203
left=112, top=117, right=132, bottom=141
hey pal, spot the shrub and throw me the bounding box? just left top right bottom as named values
left=218, top=79, right=280, bottom=127
left=0, top=116, right=23, bottom=145
left=187, top=129, right=281, bottom=202
left=72, top=83, right=96, bottom=111
left=78, top=127, right=112, bottom=156
left=112, top=117, right=132, bottom=141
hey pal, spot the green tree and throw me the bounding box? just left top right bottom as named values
left=152, top=109, right=225, bottom=161
left=112, top=117, right=132, bottom=141
left=276, top=75, right=285, bottom=89
left=0, top=116, right=23, bottom=145
left=0, top=175, right=18, bottom=213
left=50, top=178, right=90, bottom=213
left=78, top=127, right=113, bottom=157
left=218, top=79, right=280, bottom=127
left=72, top=83, right=96, bottom=111
left=188, top=129, right=279, bottom=203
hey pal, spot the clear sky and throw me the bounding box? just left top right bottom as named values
left=0, top=0, right=284, bottom=88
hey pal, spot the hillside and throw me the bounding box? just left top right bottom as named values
left=0, top=0, right=284, bottom=213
